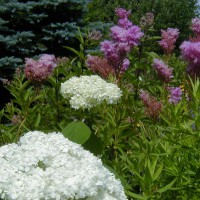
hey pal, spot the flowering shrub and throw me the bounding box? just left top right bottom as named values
left=0, top=131, right=127, bottom=200
left=86, top=8, right=143, bottom=80
left=24, top=54, right=57, bottom=83
left=60, top=75, right=122, bottom=109
left=100, top=8, right=143, bottom=75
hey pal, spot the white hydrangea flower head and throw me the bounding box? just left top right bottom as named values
left=60, top=75, right=122, bottom=109
left=0, top=131, right=127, bottom=200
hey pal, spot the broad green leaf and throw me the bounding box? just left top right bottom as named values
left=62, top=121, right=91, bottom=144
left=83, top=133, right=103, bottom=155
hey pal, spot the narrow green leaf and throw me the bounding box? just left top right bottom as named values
left=24, top=87, right=32, bottom=101
left=21, top=80, right=30, bottom=90
left=146, top=51, right=160, bottom=59
left=127, top=161, right=144, bottom=182
left=146, top=36, right=162, bottom=41
left=153, top=162, right=163, bottom=181
left=160, top=115, right=171, bottom=125
left=105, top=110, right=116, bottom=127
left=157, top=178, right=176, bottom=193
left=63, top=46, right=80, bottom=57
left=47, top=76, right=57, bottom=87
left=148, top=158, right=157, bottom=178
left=34, top=113, right=41, bottom=128
left=77, top=27, right=84, bottom=44
left=126, top=191, right=147, bottom=200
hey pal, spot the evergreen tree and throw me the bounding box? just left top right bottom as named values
left=0, top=0, right=90, bottom=70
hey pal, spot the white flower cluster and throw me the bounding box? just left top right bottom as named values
left=0, top=131, right=127, bottom=200
left=60, top=75, right=122, bottom=109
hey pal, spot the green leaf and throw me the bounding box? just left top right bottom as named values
left=148, top=158, right=157, bottom=179
left=21, top=80, right=31, bottom=90
left=105, top=110, right=116, bottom=127
left=153, top=162, right=163, bottom=181
left=83, top=133, right=103, bottom=155
left=63, top=46, right=81, bottom=57
left=157, top=178, right=176, bottom=193
left=24, top=87, right=32, bottom=101
left=146, top=52, right=160, bottom=59
left=47, top=76, right=57, bottom=87
left=126, top=191, right=147, bottom=200
left=146, top=36, right=162, bottom=41
left=160, top=115, right=171, bottom=125
left=34, top=113, right=41, bottom=128
left=62, top=121, right=91, bottom=144
left=77, top=27, right=84, bottom=44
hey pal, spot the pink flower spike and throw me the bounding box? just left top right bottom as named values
left=152, top=59, right=173, bottom=83
left=180, top=41, right=200, bottom=77
left=24, top=54, right=57, bottom=83
left=191, top=18, right=200, bottom=35
left=139, top=90, right=162, bottom=119
left=120, top=58, right=130, bottom=73
left=167, top=87, right=182, bottom=104
left=118, top=18, right=133, bottom=29
left=39, top=54, right=57, bottom=69
left=115, top=8, right=131, bottom=19
left=159, top=28, right=179, bottom=54
left=86, top=55, right=115, bottom=78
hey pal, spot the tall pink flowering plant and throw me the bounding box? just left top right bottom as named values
left=86, top=8, right=143, bottom=81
